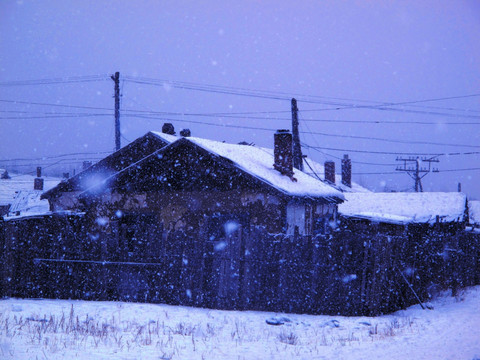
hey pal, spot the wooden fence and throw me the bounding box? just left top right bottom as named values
left=1, top=214, right=479, bottom=316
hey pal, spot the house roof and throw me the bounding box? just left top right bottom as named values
left=7, top=190, right=51, bottom=217
left=338, top=192, right=467, bottom=225
left=0, top=170, right=60, bottom=207
left=42, top=132, right=171, bottom=199
left=163, top=134, right=344, bottom=200
left=301, top=158, right=371, bottom=193
left=75, top=131, right=344, bottom=202
left=152, top=132, right=368, bottom=194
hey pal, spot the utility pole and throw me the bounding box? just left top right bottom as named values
left=111, top=71, right=121, bottom=151
left=291, top=98, right=303, bottom=171
left=395, top=156, right=439, bottom=192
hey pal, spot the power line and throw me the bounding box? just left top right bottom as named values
left=0, top=159, right=104, bottom=168
left=353, top=168, right=480, bottom=175
left=302, top=143, right=480, bottom=157
left=122, top=113, right=274, bottom=132
left=2, top=107, right=480, bottom=126
left=0, top=75, right=109, bottom=86
left=0, top=151, right=112, bottom=162
left=4, top=74, right=479, bottom=115
left=0, top=114, right=112, bottom=120
left=298, top=115, right=480, bottom=126
left=2, top=74, right=479, bottom=118
left=123, top=76, right=480, bottom=118
left=124, top=113, right=480, bottom=150
left=437, top=167, right=480, bottom=173
left=301, top=130, right=480, bottom=149
left=0, top=99, right=114, bottom=112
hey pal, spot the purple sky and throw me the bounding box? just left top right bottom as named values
left=1, top=0, right=479, bottom=198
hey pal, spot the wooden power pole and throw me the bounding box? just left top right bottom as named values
left=111, top=71, right=121, bottom=151
left=291, top=98, right=303, bottom=171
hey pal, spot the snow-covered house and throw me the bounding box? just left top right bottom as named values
left=43, top=127, right=344, bottom=238
left=34, top=128, right=346, bottom=310
left=338, top=192, right=468, bottom=227
left=0, top=169, right=60, bottom=218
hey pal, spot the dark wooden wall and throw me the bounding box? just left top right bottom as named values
left=1, top=214, right=479, bottom=316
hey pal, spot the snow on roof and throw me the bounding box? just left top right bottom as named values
left=0, top=171, right=61, bottom=207
left=152, top=131, right=368, bottom=194
left=339, top=192, right=467, bottom=225
left=302, top=158, right=371, bottom=193
left=151, top=132, right=344, bottom=200
left=469, top=200, right=480, bottom=226
left=7, top=190, right=51, bottom=217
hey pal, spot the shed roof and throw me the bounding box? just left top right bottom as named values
left=338, top=192, right=467, bottom=225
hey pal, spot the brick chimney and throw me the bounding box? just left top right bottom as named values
left=273, top=129, right=294, bottom=177
left=341, top=154, right=352, bottom=188
left=162, top=123, right=175, bottom=135
left=324, top=161, right=335, bottom=184
left=34, top=166, right=44, bottom=190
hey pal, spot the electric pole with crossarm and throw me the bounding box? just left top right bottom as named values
left=395, top=156, right=439, bottom=192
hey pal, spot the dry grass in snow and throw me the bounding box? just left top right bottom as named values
left=1, top=287, right=479, bottom=359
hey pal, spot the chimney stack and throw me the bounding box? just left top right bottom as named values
left=162, top=123, right=175, bottom=135
left=83, top=161, right=92, bottom=171
left=180, top=128, right=191, bottom=137
left=273, top=129, right=294, bottom=177
left=1, top=169, right=10, bottom=179
left=34, top=166, right=44, bottom=190
left=324, top=161, right=335, bottom=184
left=341, top=154, right=352, bottom=188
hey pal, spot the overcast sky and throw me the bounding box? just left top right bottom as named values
left=1, top=0, right=479, bottom=198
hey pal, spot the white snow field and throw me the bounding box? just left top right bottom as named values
left=1, top=287, right=479, bottom=360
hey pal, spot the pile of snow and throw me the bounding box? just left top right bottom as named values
left=339, top=192, right=467, bottom=225
left=0, top=287, right=479, bottom=359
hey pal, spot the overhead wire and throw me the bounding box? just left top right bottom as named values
left=0, top=74, right=110, bottom=86
left=301, top=143, right=480, bottom=157
left=122, top=76, right=480, bottom=119
left=2, top=75, right=480, bottom=176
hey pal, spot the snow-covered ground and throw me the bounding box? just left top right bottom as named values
left=1, top=287, right=479, bottom=360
